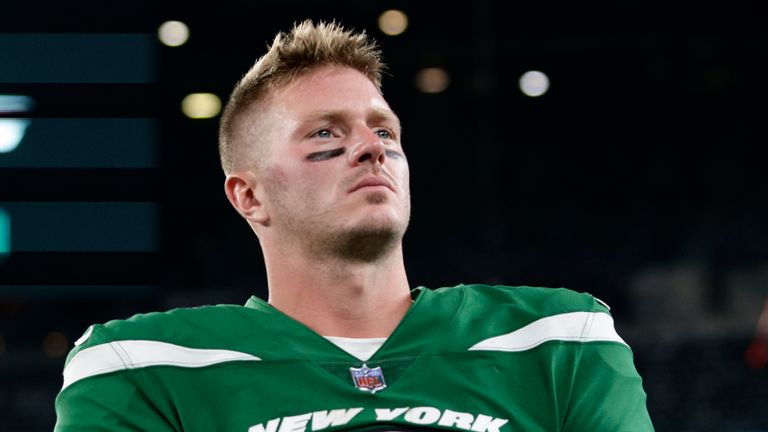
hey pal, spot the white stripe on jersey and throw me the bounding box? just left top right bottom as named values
left=468, top=311, right=628, bottom=353
left=62, top=340, right=261, bottom=390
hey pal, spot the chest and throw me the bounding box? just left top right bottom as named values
left=145, top=350, right=570, bottom=432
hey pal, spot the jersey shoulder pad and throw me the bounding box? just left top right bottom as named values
left=455, top=284, right=626, bottom=352
left=456, top=283, right=611, bottom=318
left=64, top=303, right=248, bottom=368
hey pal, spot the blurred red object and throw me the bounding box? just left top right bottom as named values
left=746, top=298, right=768, bottom=370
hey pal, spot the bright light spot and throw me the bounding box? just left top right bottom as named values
left=0, top=95, right=34, bottom=153
left=0, top=95, right=35, bottom=113
left=0, top=208, right=9, bottom=257
left=181, top=93, right=222, bottom=119
left=415, top=68, right=450, bottom=94
left=158, top=20, right=190, bottom=47
left=43, top=331, right=69, bottom=358
left=378, top=10, right=408, bottom=36
left=519, top=70, right=550, bottom=97
left=0, top=119, right=31, bottom=153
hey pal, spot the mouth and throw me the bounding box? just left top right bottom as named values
left=348, top=176, right=395, bottom=194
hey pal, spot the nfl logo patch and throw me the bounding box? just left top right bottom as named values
left=349, top=363, right=387, bottom=393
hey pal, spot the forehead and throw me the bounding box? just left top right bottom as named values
left=265, top=65, right=396, bottom=122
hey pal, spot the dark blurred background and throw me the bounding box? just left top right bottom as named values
left=1, top=1, right=767, bottom=430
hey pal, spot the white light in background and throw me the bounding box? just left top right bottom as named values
left=0, top=95, right=34, bottom=153
left=0, top=95, right=35, bottom=112
left=0, top=119, right=31, bottom=153
left=181, top=93, right=222, bottom=119
left=519, top=70, right=550, bottom=97
left=378, top=10, right=409, bottom=36
left=415, top=68, right=450, bottom=94
left=158, top=20, right=190, bottom=47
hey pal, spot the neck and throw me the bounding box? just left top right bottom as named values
left=262, top=241, right=411, bottom=338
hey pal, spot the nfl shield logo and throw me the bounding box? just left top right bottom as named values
left=349, top=363, right=387, bottom=393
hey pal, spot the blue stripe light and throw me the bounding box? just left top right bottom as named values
left=0, top=207, right=10, bottom=257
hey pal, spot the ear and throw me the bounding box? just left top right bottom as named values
left=224, top=172, right=270, bottom=226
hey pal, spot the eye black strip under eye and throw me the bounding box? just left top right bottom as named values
left=385, top=150, right=404, bottom=159
left=305, top=148, right=345, bottom=161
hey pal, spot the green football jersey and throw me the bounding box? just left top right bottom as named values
left=55, top=285, right=653, bottom=431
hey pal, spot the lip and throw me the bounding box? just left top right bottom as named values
left=348, top=176, right=395, bottom=194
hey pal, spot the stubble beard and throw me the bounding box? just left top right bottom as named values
left=314, top=192, right=408, bottom=264
left=280, top=192, right=408, bottom=264
left=323, top=222, right=403, bottom=263
left=264, top=167, right=410, bottom=264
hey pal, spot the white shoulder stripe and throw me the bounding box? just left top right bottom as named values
left=62, top=340, right=261, bottom=391
left=468, top=311, right=627, bottom=353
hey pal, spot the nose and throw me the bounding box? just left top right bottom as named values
left=348, top=128, right=386, bottom=167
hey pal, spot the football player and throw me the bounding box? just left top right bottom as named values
left=55, top=20, right=654, bottom=431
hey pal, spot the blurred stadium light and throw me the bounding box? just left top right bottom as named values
left=181, top=92, right=222, bottom=119
left=0, top=94, right=34, bottom=154
left=415, top=67, right=450, bottom=94
left=378, top=10, right=408, bottom=36
left=519, top=70, right=550, bottom=97
left=158, top=20, right=190, bottom=47
left=0, top=119, right=30, bottom=154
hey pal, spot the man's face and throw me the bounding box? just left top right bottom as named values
left=248, top=65, right=410, bottom=259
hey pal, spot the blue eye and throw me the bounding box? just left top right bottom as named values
left=313, top=129, right=333, bottom=138
left=376, top=130, right=392, bottom=139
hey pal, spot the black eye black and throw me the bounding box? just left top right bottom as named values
left=305, top=147, right=345, bottom=161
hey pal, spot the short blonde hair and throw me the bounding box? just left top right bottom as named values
left=218, top=20, right=385, bottom=174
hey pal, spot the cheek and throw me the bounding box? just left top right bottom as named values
left=264, top=163, right=336, bottom=206
left=263, top=165, right=290, bottom=192
left=261, top=165, right=296, bottom=210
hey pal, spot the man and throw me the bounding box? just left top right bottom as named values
left=55, top=20, right=653, bottom=431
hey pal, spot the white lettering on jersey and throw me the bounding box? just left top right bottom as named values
left=374, top=407, right=409, bottom=421
left=248, top=407, right=508, bottom=432
left=438, top=409, right=475, bottom=430
left=278, top=413, right=311, bottom=432
left=404, top=407, right=441, bottom=425
left=471, top=414, right=509, bottom=432
left=248, top=418, right=279, bottom=432
left=310, top=408, right=363, bottom=431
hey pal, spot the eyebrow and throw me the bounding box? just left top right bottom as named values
left=368, top=109, right=402, bottom=130
left=301, top=109, right=402, bottom=131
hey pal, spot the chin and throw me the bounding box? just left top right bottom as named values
left=331, top=226, right=401, bottom=262
left=362, top=190, right=390, bottom=205
left=353, top=212, right=408, bottom=235
left=322, top=214, right=407, bottom=263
